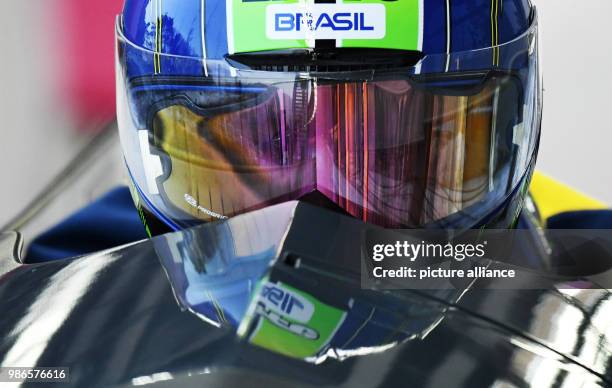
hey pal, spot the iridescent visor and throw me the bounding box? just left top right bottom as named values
left=140, top=72, right=537, bottom=228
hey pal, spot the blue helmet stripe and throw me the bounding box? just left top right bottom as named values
left=204, top=0, right=229, bottom=60
left=423, top=0, right=447, bottom=55
left=450, top=0, right=493, bottom=53
left=499, top=0, right=532, bottom=44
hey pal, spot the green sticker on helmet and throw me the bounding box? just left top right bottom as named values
left=230, top=0, right=422, bottom=54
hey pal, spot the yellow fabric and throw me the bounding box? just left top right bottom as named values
left=529, top=171, right=608, bottom=221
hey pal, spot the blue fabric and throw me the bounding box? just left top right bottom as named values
left=547, top=210, right=612, bottom=230
left=26, top=187, right=148, bottom=263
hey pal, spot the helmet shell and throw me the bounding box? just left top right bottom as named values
left=121, top=0, right=533, bottom=59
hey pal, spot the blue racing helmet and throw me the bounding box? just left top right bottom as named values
left=116, top=0, right=542, bottom=235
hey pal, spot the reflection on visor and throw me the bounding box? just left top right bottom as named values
left=149, top=75, right=526, bottom=228
left=151, top=82, right=316, bottom=220
left=315, top=80, right=499, bottom=227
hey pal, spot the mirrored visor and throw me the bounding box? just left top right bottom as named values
left=126, top=72, right=535, bottom=228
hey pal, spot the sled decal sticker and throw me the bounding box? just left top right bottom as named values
left=246, top=282, right=346, bottom=359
